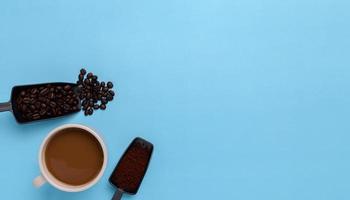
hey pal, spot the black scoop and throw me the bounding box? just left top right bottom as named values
left=0, top=82, right=80, bottom=123
left=109, top=137, right=153, bottom=200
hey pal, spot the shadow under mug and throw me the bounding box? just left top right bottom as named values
left=33, top=124, right=108, bottom=192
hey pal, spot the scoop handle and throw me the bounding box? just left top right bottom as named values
left=112, top=189, right=123, bottom=200
left=0, top=101, right=11, bottom=112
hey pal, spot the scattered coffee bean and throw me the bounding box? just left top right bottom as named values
left=80, top=68, right=87, bottom=75
left=87, top=72, right=93, bottom=78
left=107, top=82, right=113, bottom=89
left=100, top=104, right=106, bottom=110
left=76, top=68, right=115, bottom=116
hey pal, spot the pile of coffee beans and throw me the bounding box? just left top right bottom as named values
left=16, top=84, right=80, bottom=121
left=77, top=68, right=115, bottom=116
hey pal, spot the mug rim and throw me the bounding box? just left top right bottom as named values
left=38, top=123, right=108, bottom=192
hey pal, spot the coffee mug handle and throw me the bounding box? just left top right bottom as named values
left=33, top=175, right=46, bottom=188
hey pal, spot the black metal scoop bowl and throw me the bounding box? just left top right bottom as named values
left=0, top=82, right=80, bottom=123
left=109, top=137, right=153, bottom=200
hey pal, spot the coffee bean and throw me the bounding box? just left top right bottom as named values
left=32, top=113, right=40, bottom=120
left=109, top=90, right=115, bottom=96
left=87, top=72, right=93, bottom=78
left=80, top=68, right=87, bottom=75
left=106, top=95, right=113, bottom=101
left=23, top=98, right=30, bottom=103
left=30, top=105, right=36, bottom=111
left=64, top=85, right=71, bottom=91
left=49, top=101, right=57, bottom=108
left=84, top=79, right=90, bottom=85
left=31, top=88, right=38, bottom=95
left=20, top=91, right=26, bottom=97
left=87, top=107, right=93, bottom=115
left=63, top=104, right=70, bottom=111
left=21, top=105, right=27, bottom=112
left=49, top=93, right=55, bottom=99
left=40, top=110, right=46, bottom=116
left=93, top=104, right=99, bottom=109
left=107, top=82, right=113, bottom=88
left=40, top=88, right=49, bottom=96
left=101, top=97, right=108, bottom=104
left=100, top=104, right=106, bottom=110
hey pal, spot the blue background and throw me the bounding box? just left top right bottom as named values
left=0, top=0, right=349, bottom=199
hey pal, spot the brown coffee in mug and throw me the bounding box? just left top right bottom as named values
left=34, top=124, right=107, bottom=192
left=44, top=127, right=104, bottom=186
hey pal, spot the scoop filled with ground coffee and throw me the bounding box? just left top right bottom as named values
left=109, top=137, right=153, bottom=200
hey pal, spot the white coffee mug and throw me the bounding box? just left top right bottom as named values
left=33, top=124, right=108, bottom=192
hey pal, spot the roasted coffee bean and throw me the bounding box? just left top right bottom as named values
left=40, top=88, right=49, bottom=96
left=101, top=97, right=108, bottom=104
left=93, top=104, right=99, bottom=109
left=100, top=104, right=106, bottom=110
left=23, top=98, right=30, bottom=104
left=109, top=90, right=115, bottom=96
left=64, top=85, right=71, bottom=91
left=87, top=72, right=93, bottom=78
left=35, top=102, right=41, bottom=109
left=80, top=68, right=87, bottom=75
left=107, top=82, right=113, bottom=88
left=32, top=113, right=40, bottom=120
left=31, top=88, right=39, bottom=95
left=30, top=105, right=36, bottom=111
left=49, top=93, right=55, bottom=99
left=40, top=110, right=46, bottom=116
left=49, top=101, right=57, bottom=108
left=106, top=95, right=113, bottom=101
left=21, top=105, right=27, bottom=112
left=20, top=91, right=26, bottom=97
left=63, top=104, right=70, bottom=111
left=87, top=107, right=94, bottom=115
left=84, top=79, right=90, bottom=85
